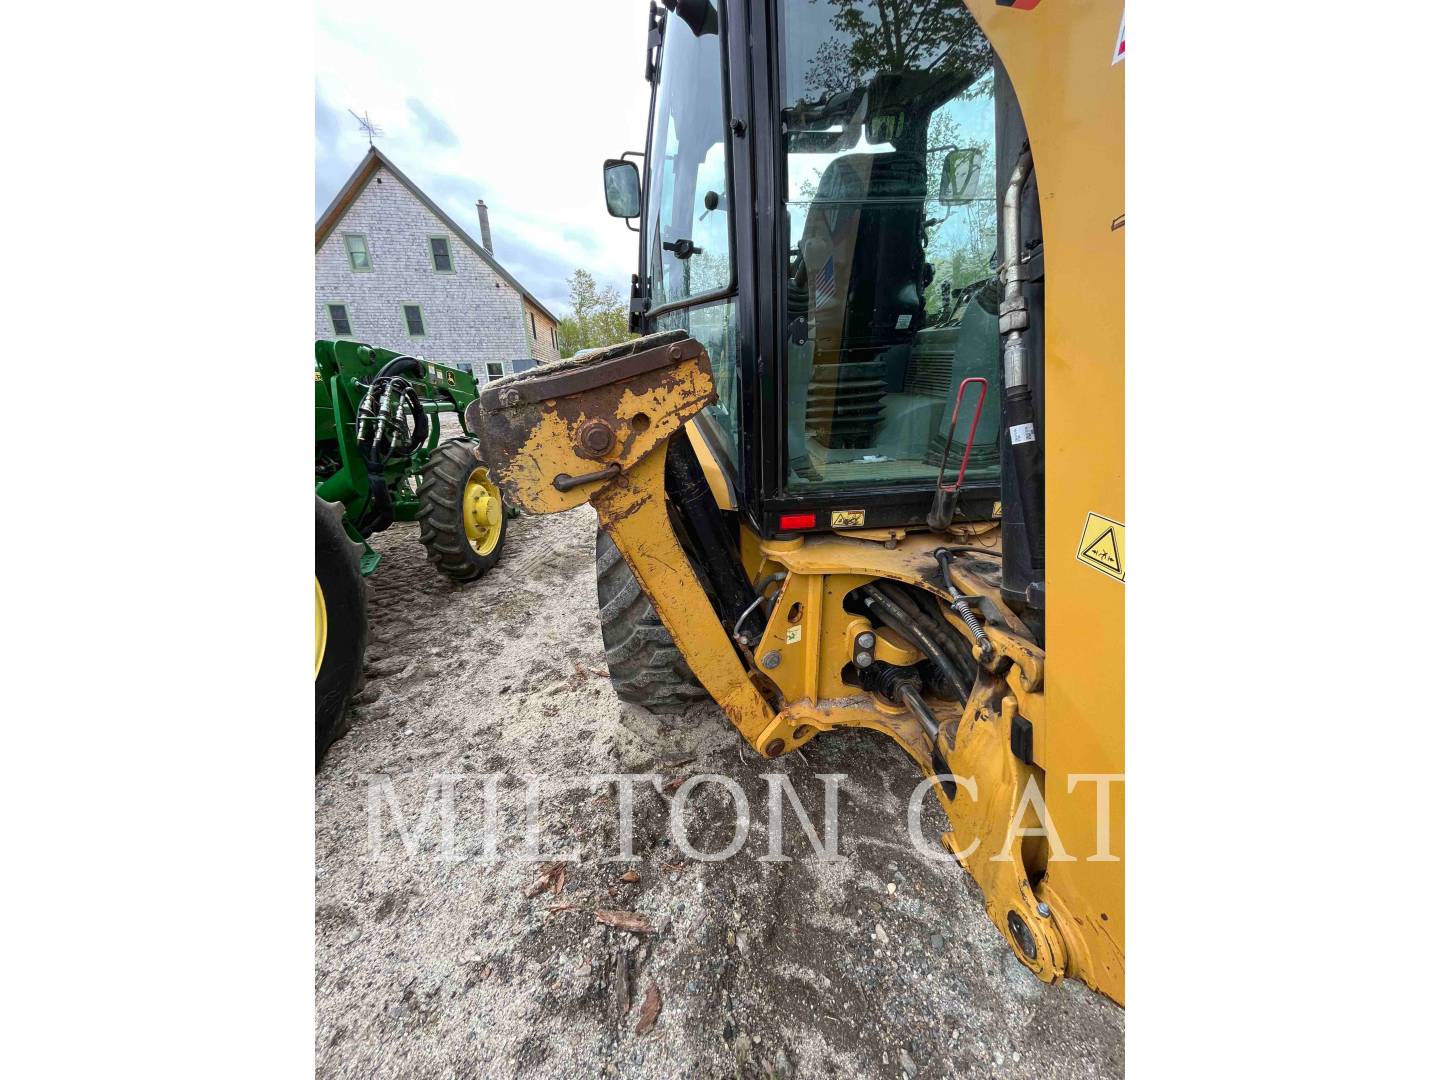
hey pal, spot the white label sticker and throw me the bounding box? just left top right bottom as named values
left=1009, top=422, right=1036, bottom=445
left=1113, top=9, right=1125, bottom=64
left=785, top=626, right=802, bottom=645
left=895, top=314, right=912, bottom=330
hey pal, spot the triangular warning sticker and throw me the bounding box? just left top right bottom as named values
left=1082, top=528, right=1120, bottom=572
left=1076, top=512, right=1125, bottom=582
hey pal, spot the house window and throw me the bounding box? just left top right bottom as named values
left=403, top=304, right=426, bottom=336
left=430, top=236, right=453, bottom=273
left=327, top=303, right=352, bottom=336
left=486, top=362, right=505, bottom=382
left=344, top=234, right=371, bottom=271
left=550, top=326, right=557, bottom=350
left=530, top=312, right=537, bottom=339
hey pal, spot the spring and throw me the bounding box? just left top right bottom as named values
left=950, top=596, right=993, bottom=661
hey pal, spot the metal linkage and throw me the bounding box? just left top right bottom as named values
left=933, top=548, right=995, bottom=662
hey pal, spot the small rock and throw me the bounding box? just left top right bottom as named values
left=931, top=934, right=944, bottom=950
left=899, top=1048, right=917, bottom=1077
left=887, top=882, right=897, bottom=896
left=1013, top=1051, right=1021, bottom=1062
left=875, top=924, right=889, bottom=945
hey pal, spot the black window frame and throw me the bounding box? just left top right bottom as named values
left=633, top=0, right=758, bottom=525
left=429, top=236, right=453, bottom=273
left=738, top=0, right=1005, bottom=536
left=637, top=0, right=741, bottom=325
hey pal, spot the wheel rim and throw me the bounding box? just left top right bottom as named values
left=463, top=467, right=503, bottom=556
left=314, top=576, right=328, bottom=680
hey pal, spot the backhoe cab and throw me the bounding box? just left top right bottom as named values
left=475, top=0, right=1124, bottom=1003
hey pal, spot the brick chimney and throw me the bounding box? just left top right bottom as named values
left=475, top=199, right=494, bottom=254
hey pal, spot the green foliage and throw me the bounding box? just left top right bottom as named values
left=556, top=268, right=635, bottom=359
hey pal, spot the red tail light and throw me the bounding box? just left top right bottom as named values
left=778, top=512, right=816, bottom=530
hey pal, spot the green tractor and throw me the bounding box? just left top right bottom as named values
left=314, top=339, right=509, bottom=760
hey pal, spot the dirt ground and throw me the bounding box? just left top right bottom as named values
left=315, top=492, right=1124, bottom=1078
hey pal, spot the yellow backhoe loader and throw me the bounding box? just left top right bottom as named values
left=473, top=0, right=1124, bottom=1004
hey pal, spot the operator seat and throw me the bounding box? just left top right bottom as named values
left=794, top=151, right=927, bottom=449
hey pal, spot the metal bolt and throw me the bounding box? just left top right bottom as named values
left=579, top=420, right=615, bottom=455
left=857, top=632, right=875, bottom=650
left=730, top=118, right=746, bottom=136
left=668, top=345, right=682, bottom=360
left=761, top=651, right=781, bottom=670
left=855, top=652, right=873, bottom=669
left=1036, top=903, right=1051, bottom=919
left=499, top=388, right=520, bottom=407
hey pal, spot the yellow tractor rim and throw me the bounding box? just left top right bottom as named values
left=314, top=576, right=328, bottom=680
left=463, top=467, right=503, bottom=556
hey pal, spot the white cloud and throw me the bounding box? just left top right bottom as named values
left=316, top=0, right=653, bottom=315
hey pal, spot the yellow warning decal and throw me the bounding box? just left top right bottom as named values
left=832, top=509, right=866, bottom=528
left=1076, top=512, right=1125, bottom=582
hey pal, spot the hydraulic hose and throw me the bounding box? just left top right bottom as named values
left=859, top=585, right=968, bottom=700
left=871, top=579, right=978, bottom=691
left=932, top=549, right=994, bottom=662
left=733, top=572, right=787, bottom=646
left=357, top=374, right=428, bottom=465
left=374, top=354, right=425, bottom=381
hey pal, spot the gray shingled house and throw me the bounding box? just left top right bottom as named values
left=315, top=147, right=560, bottom=380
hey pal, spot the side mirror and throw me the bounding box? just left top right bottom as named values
left=603, top=159, right=641, bottom=219
left=938, top=147, right=983, bottom=205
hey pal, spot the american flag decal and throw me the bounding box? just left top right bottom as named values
left=814, top=255, right=838, bottom=309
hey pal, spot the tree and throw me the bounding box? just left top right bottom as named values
left=556, top=268, right=635, bottom=359
left=804, top=0, right=992, bottom=104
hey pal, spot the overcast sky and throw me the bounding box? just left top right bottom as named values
left=316, top=1, right=654, bottom=316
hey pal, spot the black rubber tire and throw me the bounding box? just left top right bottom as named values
left=416, top=436, right=508, bottom=582
left=315, top=496, right=367, bottom=765
left=595, top=526, right=710, bottom=713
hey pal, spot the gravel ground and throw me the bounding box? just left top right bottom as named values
left=315, top=483, right=1123, bottom=1078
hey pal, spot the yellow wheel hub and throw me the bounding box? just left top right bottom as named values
left=314, top=576, right=328, bottom=680
left=463, top=467, right=503, bottom=556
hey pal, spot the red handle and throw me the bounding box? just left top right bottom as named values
left=939, top=376, right=988, bottom=493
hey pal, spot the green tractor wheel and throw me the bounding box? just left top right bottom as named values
left=417, top=436, right=508, bottom=582
left=315, top=496, right=368, bottom=764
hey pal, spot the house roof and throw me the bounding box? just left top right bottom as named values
left=315, top=146, right=560, bottom=325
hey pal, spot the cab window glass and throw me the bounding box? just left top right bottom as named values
left=645, top=4, right=732, bottom=308
left=778, top=0, right=1000, bottom=492
left=654, top=298, right=739, bottom=463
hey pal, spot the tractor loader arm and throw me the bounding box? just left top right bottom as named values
left=469, top=332, right=781, bottom=748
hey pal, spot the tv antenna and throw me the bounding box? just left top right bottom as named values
left=348, top=109, right=385, bottom=147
